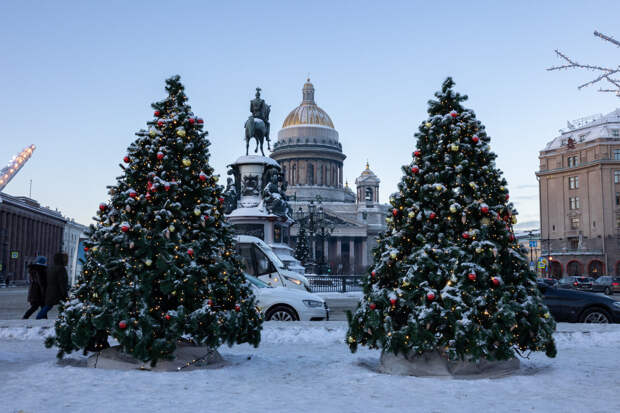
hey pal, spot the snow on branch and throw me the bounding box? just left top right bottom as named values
left=548, top=31, right=620, bottom=96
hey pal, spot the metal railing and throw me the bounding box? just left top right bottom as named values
left=306, top=275, right=364, bottom=293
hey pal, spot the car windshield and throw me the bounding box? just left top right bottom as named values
left=258, top=244, right=285, bottom=269
left=595, top=277, right=610, bottom=284
left=245, top=274, right=273, bottom=288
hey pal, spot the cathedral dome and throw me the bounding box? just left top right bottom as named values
left=282, top=79, right=335, bottom=129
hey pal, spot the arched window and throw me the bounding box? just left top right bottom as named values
left=549, top=261, right=562, bottom=278
left=588, top=260, right=605, bottom=277
left=566, top=260, right=583, bottom=276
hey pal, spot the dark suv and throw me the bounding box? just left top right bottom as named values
left=538, top=282, right=620, bottom=323
left=591, top=276, right=617, bottom=295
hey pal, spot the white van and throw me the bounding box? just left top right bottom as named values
left=234, top=235, right=311, bottom=292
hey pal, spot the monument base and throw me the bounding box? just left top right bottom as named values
left=87, top=342, right=224, bottom=371
left=379, top=350, right=520, bottom=378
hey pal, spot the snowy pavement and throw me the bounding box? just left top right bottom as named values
left=1, top=321, right=620, bottom=413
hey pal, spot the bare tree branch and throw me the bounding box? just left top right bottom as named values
left=548, top=31, right=620, bottom=96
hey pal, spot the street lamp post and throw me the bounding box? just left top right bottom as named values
left=294, top=197, right=333, bottom=274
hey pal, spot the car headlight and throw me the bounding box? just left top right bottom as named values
left=612, top=302, right=620, bottom=309
left=303, top=299, right=323, bottom=308
left=283, top=275, right=302, bottom=286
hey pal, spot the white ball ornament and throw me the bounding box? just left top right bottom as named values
left=450, top=144, right=459, bottom=152
left=169, top=224, right=175, bottom=232
left=145, top=259, right=153, bottom=266
left=177, top=129, right=186, bottom=137
left=449, top=205, right=457, bottom=213
left=149, top=128, right=157, bottom=137
left=194, top=208, right=201, bottom=216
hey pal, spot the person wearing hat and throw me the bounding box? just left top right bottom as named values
left=22, top=256, right=48, bottom=319
left=36, top=252, right=68, bottom=319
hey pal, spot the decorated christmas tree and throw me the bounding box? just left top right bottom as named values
left=294, top=226, right=310, bottom=265
left=46, top=75, right=262, bottom=364
left=347, top=78, right=556, bottom=363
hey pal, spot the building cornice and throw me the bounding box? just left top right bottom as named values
left=536, top=159, right=620, bottom=176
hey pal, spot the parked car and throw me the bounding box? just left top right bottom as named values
left=558, top=276, right=578, bottom=289
left=537, top=282, right=620, bottom=323
left=246, top=274, right=329, bottom=321
left=591, top=276, right=615, bottom=295
left=235, top=235, right=311, bottom=292
left=540, top=278, right=559, bottom=287
left=573, top=276, right=594, bottom=291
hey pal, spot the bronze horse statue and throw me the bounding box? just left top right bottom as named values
left=245, top=116, right=271, bottom=156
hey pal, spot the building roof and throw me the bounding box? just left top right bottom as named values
left=355, top=162, right=380, bottom=185
left=282, top=80, right=335, bottom=129
left=543, top=108, right=620, bottom=151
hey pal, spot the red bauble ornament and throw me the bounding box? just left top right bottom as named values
left=164, top=183, right=171, bottom=191
left=414, top=150, right=421, bottom=157
left=392, top=208, right=398, bottom=217
left=197, top=118, right=204, bottom=124
left=118, top=321, right=127, bottom=329
left=411, top=166, right=419, bottom=174
left=235, top=304, right=241, bottom=312
left=462, top=232, right=469, bottom=239
left=472, top=136, right=479, bottom=143
left=505, top=194, right=510, bottom=201
left=427, top=292, right=436, bottom=301
left=390, top=298, right=397, bottom=306
left=84, top=246, right=89, bottom=252
left=509, top=234, right=515, bottom=241
left=218, top=197, right=224, bottom=204
left=450, top=111, right=458, bottom=118
left=154, top=110, right=160, bottom=117
left=207, top=299, right=213, bottom=307
left=99, top=203, right=106, bottom=211
left=468, top=272, right=477, bottom=281
left=145, top=192, right=151, bottom=200
left=199, top=172, right=207, bottom=181
left=187, top=248, right=194, bottom=256
left=189, top=118, right=195, bottom=124
left=371, top=270, right=376, bottom=278
left=157, top=151, right=164, bottom=160
left=157, top=120, right=164, bottom=127
left=204, top=214, right=210, bottom=221
left=492, top=277, right=500, bottom=286
left=481, top=206, right=489, bottom=214
left=129, top=190, right=137, bottom=198
left=121, top=224, right=130, bottom=232
left=429, top=212, right=436, bottom=219
left=123, top=156, right=130, bottom=163
left=369, top=303, right=376, bottom=310
left=165, top=314, right=171, bottom=320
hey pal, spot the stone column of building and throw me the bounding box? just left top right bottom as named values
left=336, top=238, right=342, bottom=273
left=362, top=239, right=368, bottom=267
left=349, top=238, right=355, bottom=274
left=323, top=238, right=329, bottom=262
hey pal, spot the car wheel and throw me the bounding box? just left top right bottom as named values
left=605, top=287, right=612, bottom=296
left=266, top=305, right=298, bottom=321
left=580, top=308, right=611, bottom=324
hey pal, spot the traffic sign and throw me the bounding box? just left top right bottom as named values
left=10, top=251, right=18, bottom=259
left=529, top=240, right=537, bottom=248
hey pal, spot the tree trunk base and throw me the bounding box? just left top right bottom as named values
left=379, top=350, right=520, bottom=378
left=87, top=342, right=224, bottom=371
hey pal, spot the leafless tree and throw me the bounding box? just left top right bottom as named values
left=548, top=31, right=620, bottom=96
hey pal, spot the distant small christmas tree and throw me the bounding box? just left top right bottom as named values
left=294, top=226, right=310, bottom=264
left=46, top=76, right=262, bottom=364
left=347, top=78, right=556, bottom=362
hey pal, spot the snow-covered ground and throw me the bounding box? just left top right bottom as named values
left=1, top=321, right=619, bottom=413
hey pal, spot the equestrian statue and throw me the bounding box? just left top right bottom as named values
left=245, top=87, right=271, bottom=156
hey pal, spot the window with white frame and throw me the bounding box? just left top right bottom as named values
left=569, top=197, right=580, bottom=210
left=612, top=129, right=620, bottom=137
left=569, top=176, right=579, bottom=189
left=615, top=149, right=620, bottom=160
left=615, top=170, right=620, bottom=184
left=567, top=156, right=578, bottom=167
left=570, top=216, right=580, bottom=230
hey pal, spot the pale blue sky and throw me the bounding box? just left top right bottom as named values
left=1, top=1, right=619, bottom=227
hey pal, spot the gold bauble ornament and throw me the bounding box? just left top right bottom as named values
left=469, top=182, right=477, bottom=189
left=149, top=128, right=157, bottom=137
left=386, top=217, right=392, bottom=223
left=500, top=186, right=505, bottom=191
left=450, top=206, right=457, bottom=213
left=425, top=122, right=432, bottom=128
left=182, top=158, right=191, bottom=167
left=402, top=280, right=410, bottom=287
left=390, top=252, right=397, bottom=259
left=408, top=211, right=415, bottom=218
left=481, top=217, right=490, bottom=225
left=145, top=259, right=153, bottom=266
left=475, top=247, right=483, bottom=254
left=450, top=144, right=459, bottom=151
left=169, top=225, right=175, bottom=232
left=511, top=216, right=517, bottom=224
left=544, top=312, right=550, bottom=319
left=177, top=129, right=186, bottom=137
left=347, top=336, right=355, bottom=344
left=435, top=184, right=443, bottom=191
left=194, top=208, right=201, bottom=216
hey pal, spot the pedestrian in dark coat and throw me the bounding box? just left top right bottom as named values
left=22, top=256, right=48, bottom=319
left=36, top=252, right=68, bottom=319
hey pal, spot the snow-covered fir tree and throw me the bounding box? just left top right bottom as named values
left=294, top=226, right=310, bottom=264
left=347, top=78, right=556, bottom=362
left=46, top=76, right=262, bottom=364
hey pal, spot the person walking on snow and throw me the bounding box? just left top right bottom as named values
left=22, top=256, right=48, bottom=319
left=36, top=252, right=68, bottom=319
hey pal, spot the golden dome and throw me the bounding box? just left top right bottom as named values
left=361, top=161, right=376, bottom=176
left=282, top=79, right=335, bottom=129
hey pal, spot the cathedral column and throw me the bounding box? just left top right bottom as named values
left=336, top=238, right=342, bottom=273
left=324, top=238, right=329, bottom=262
left=349, top=238, right=355, bottom=274
left=362, top=239, right=368, bottom=267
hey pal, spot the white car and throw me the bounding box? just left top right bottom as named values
left=246, top=274, right=329, bottom=321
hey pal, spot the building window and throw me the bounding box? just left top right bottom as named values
left=569, top=197, right=580, bottom=210
left=570, top=216, right=580, bottom=230
left=617, top=215, right=620, bottom=228
left=615, top=171, right=620, bottom=184
left=617, top=192, right=620, bottom=206
left=612, top=129, right=620, bottom=137
left=567, top=156, right=578, bottom=167
left=615, top=150, right=620, bottom=161
left=569, top=238, right=579, bottom=250
left=569, top=176, right=579, bottom=189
